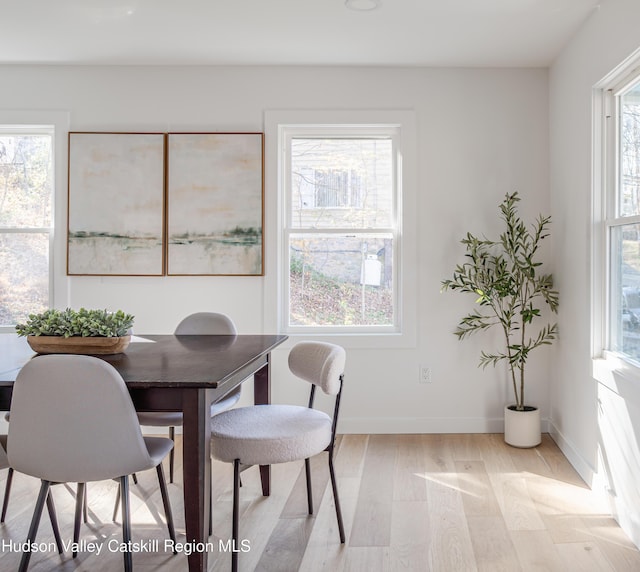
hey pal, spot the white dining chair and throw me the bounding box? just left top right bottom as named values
left=210, top=341, right=347, bottom=572
left=7, top=354, right=177, bottom=572
left=136, top=312, right=242, bottom=483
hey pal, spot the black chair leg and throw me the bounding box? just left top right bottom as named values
left=132, top=473, right=138, bottom=485
left=209, top=458, right=213, bottom=536
left=113, top=481, right=121, bottom=522
left=82, top=483, right=88, bottom=523
left=73, top=483, right=86, bottom=558
left=305, top=458, right=313, bottom=515
left=19, top=480, right=51, bottom=572
left=120, top=475, right=133, bottom=572
left=45, top=489, right=64, bottom=555
left=156, top=463, right=177, bottom=550
left=169, top=426, right=175, bottom=484
left=232, top=459, right=240, bottom=572
left=328, top=453, right=345, bottom=543
left=258, top=465, right=270, bottom=496
left=1, top=467, right=14, bottom=522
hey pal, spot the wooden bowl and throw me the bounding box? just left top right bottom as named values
left=26, top=335, right=131, bottom=355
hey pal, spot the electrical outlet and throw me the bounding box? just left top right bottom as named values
left=419, top=365, right=431, bottom=383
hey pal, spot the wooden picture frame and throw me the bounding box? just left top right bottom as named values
left=67, top=132, right=165, bottom=276
left=166, top=132, right=264, bottom=276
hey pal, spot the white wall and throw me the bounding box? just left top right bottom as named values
left=549, top=0, right=640, bottom=548
left=0, top=65, right=550, bottom=433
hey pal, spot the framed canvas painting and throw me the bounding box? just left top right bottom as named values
left=167, top=132, right=264, bottom=275
left=67, top=132, right=165, bottom=276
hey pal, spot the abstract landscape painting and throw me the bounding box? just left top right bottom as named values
left=167, top=133, right=263, bottom=275
left=67, top=132, right=165, bottom=275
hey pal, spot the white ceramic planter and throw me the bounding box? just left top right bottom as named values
left=504, top=405, right=541, bottom=448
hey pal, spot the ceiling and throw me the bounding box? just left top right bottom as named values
left=2, top=0, right=600, bottom=67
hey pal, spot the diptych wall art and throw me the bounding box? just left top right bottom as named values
left=167, top=133, right=263, bottom=275
left=67, top=132, right=264, bottom=276
left=67, top=132, right=165, bottom=276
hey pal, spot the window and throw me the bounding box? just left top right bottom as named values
left=600, top=70, right=640, bottom=363
left=281, top=127, right=400, bottom=333
left=0, top=127, right=54, bottom=327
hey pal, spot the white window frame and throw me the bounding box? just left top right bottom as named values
left=593, top=54, right=640, bottom=382
left=264, top=110, right=417, bottom=349
left=283, top=125, right=399, bottom=334
left=0, top=110, right=69, bottom=332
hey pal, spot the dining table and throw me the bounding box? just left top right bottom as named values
left=0, top=332, right=288, bottom=572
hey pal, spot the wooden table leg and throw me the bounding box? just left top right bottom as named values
left=254, top=362, right=271, bottom=497
left=182, top=388, right=212, bottom=572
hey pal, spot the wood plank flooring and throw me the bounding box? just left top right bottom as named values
left=0, top=434, right=638, bottom=571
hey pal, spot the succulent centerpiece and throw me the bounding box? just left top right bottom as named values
left=16, top=308, right=135, bottom=355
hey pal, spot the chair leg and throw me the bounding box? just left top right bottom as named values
left=328, top=453, right=345, bottom=543
left=258, top=465, right=270, bottom=496
left=209, top=458, right=213, bottom=536
left=1, top=467, right=14, bottom=522
left=305, top=458, right=313, bottom=515
left=132, top=473, right=138, bottom=485
left=232, top=459, right=240, bottom=572
left=169, top=426, right=175, bottom=484
left=113, top=481, right=121, bottom=522
left=83, top=483, right=88, bottom=523
left=19, top=480, right=51, bottom=572
left=45, top=489, right=64, bottom=555
left=156, top=463, right=177, bottom=550
left=73, top=483, right=86, bottom=558
left=120, top=476, right=133, bottom=572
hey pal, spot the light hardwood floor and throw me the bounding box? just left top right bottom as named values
left=0, top=434, right=639, bottom=571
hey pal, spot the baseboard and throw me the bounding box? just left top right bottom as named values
left=548, top=420, right=596, bottom=486
left=338, top=416, right=550, bottom=434
left=550, top=420, right=640, bottom=550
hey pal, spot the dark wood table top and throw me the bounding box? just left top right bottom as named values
left=0, top=334, right=288, bottom=388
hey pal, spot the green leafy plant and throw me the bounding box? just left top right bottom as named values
left=441, top=192, right=559, bottom=410
left=15, top=308, right=134, bottom=338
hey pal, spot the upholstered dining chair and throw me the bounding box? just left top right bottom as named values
left=136, top=312, right=242, bottom=483
left=7, top=354, right=176, bottom=572
left=210, top=341, right=347, bottom=572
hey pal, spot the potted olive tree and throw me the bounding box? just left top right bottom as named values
left=16, top=308, right=135, bottom=355
left=441, top=192, right=559, bottom=447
